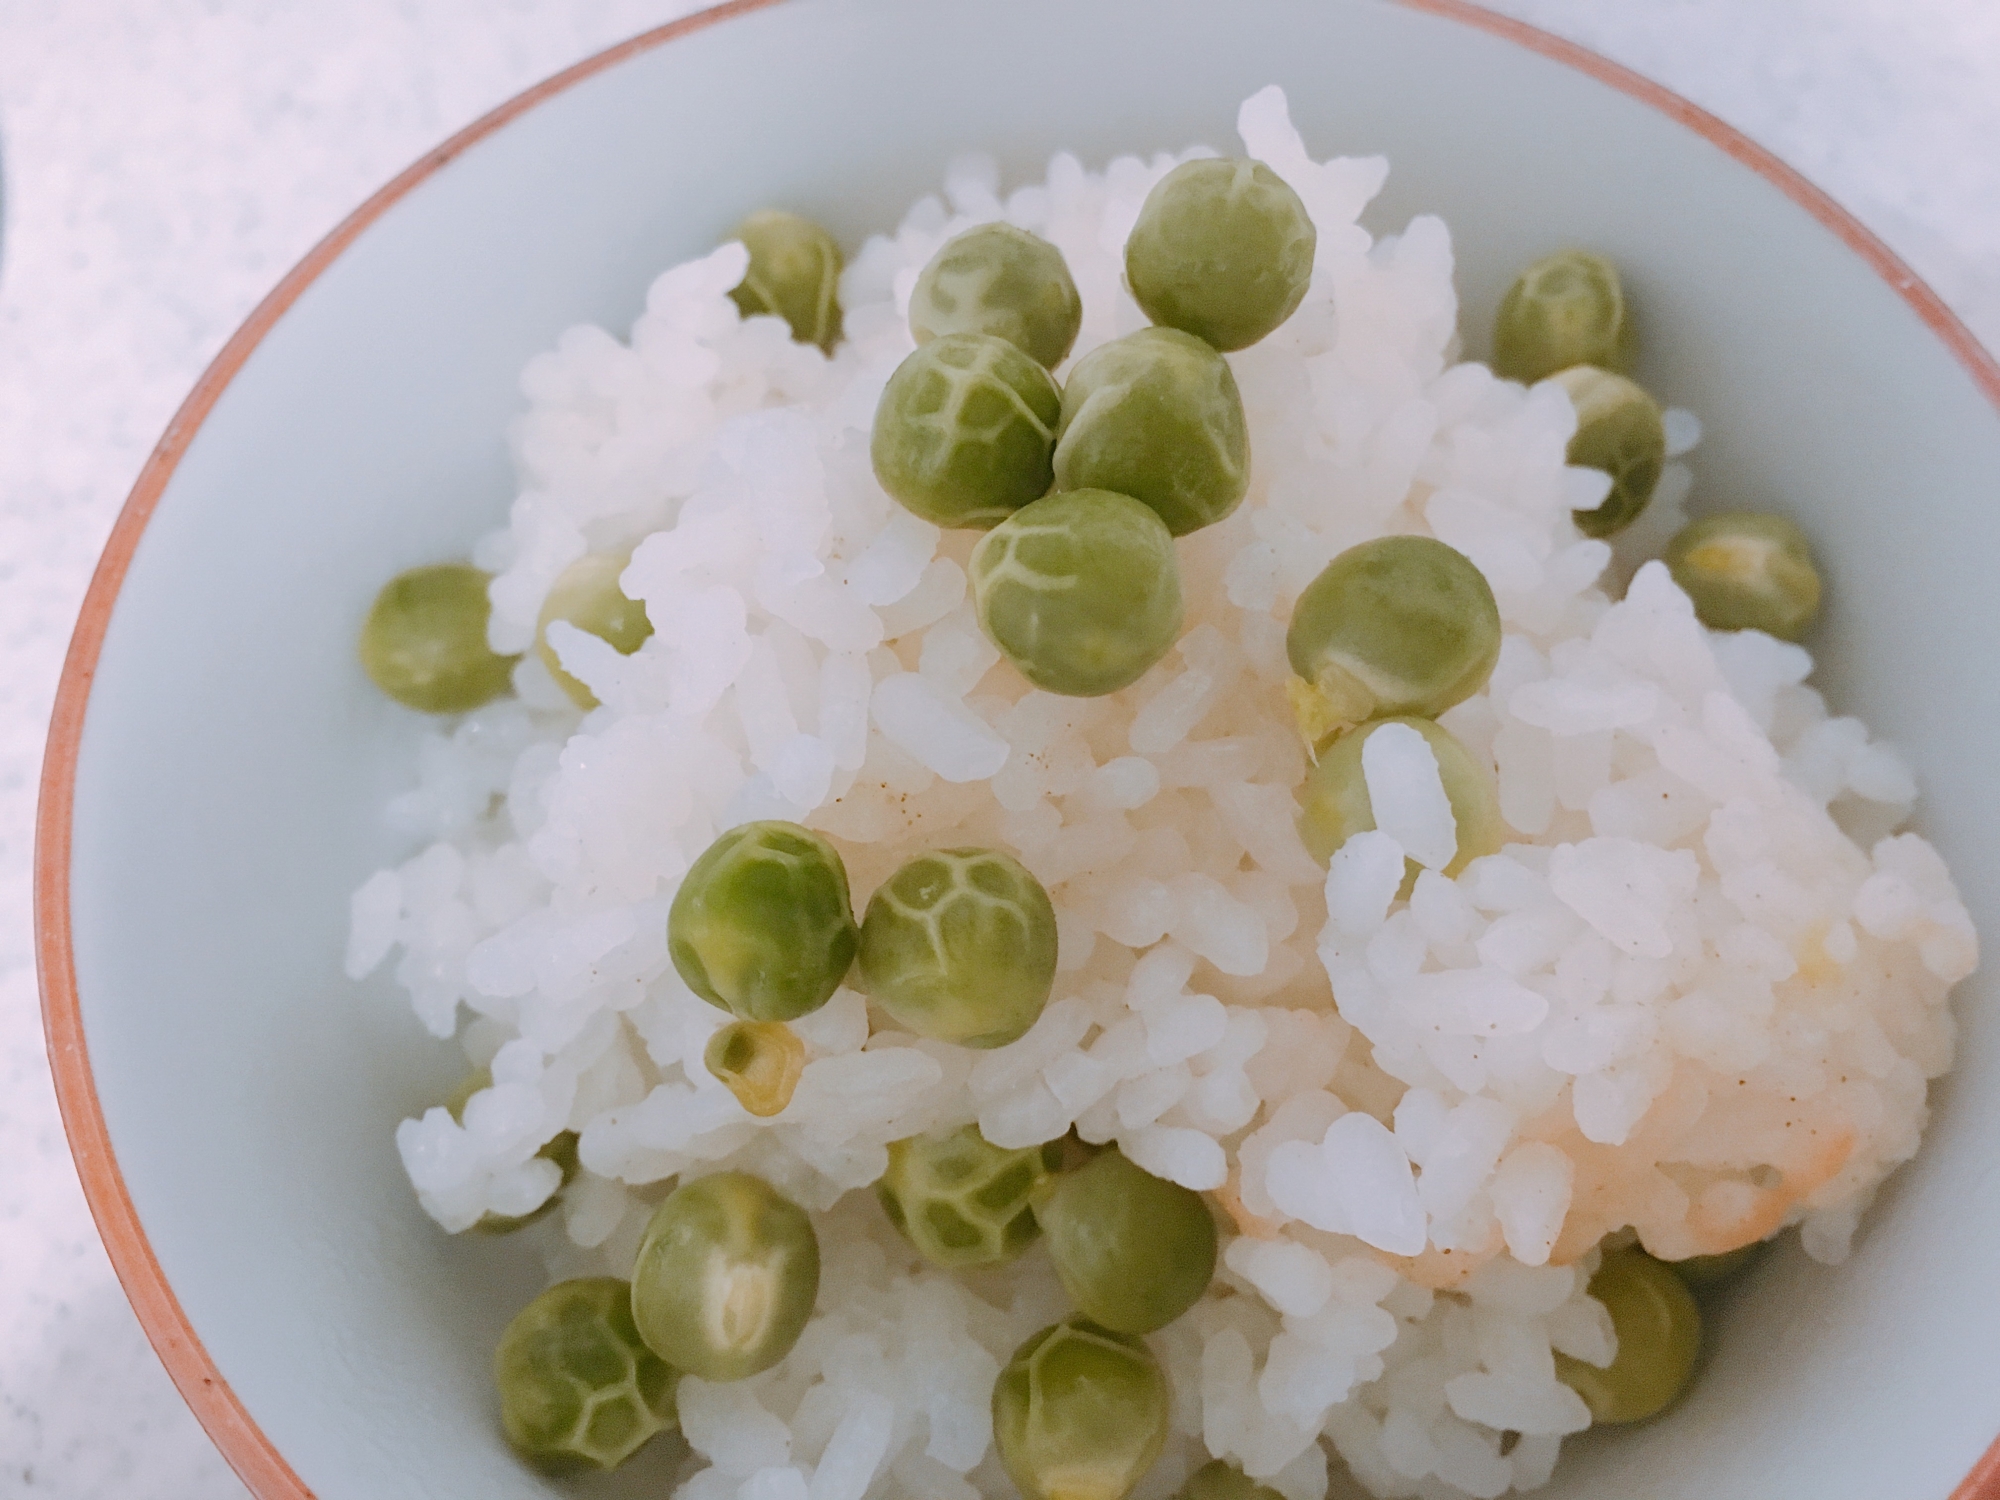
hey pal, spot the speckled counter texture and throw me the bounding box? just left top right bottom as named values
left=1, top=2, right=1996, bottom=1495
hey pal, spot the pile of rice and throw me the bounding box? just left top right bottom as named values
left=347, top=87, right=1976, bottom=1500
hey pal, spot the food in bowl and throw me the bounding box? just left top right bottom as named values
left=345, top=86, right=1976, bottom=1499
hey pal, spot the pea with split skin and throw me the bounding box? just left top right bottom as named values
left=1033, top=1146, right=1217, bottom=1336
left=728, top=209, right=844, bottom=352
left=992, top=1317, right=1170, bottom=1500
left=1558, top=365, right=1666, bottom=538
left=494, top=1277, right=679, bottom=1474
left=360, top=562, right=518, bottom=714
left=535, top=552, right=653, bottom=710
left=877, top=1123, right=1060, bottom=1268
left=1555, top=1247, right=1703, bottom=1424
left=1665, top=512, right=1822, bottom=642
left=910, top=222, right=1083, bottom=369
left=704, top=1020, right=807, bottom=1119
left=1492, top=249, right=1633, bottom=384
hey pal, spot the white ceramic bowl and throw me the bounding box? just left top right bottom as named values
left=38, top=2, right=2000, bottom=1496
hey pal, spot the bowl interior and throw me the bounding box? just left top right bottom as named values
left=62, top=0, right=2000, bottom=1495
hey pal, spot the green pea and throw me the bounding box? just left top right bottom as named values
left=1665, top=512, right=1822, bottom=642
left=1052, top=326, right=1250, bottom=537
left=911, top=223, right=1083, bottom=369
left=1555, top=1248, right=1702, bottom=1424
left=1285, top=535, right=1501, bottom=743
left=1492, top=249, right=1633, bottom=384
left=359, top=562, right=518, bottom=713
left=992, top=1317, right=1170, bottom=1500
left=727, top=209, right=843, bottom=352
left=970, top=488, right=1184, bottom=698
left=1124, top=157, right=1317, bottom=353
left=533, top=552, right=653, bottom=710
left=877, top=1124, right=1060, bottom=1267
left=1175, top=1459, right=1286, bottom=1500
left=443, top=1068, right=581, bottom=1236
left=1557, top=366, right=1665, bottom=538
left=630, top=1171, right=820, bottom=1383
left=1668, top=1240, right=1766, bottom=1289
left=858, top=848, right=1058, bottom=1048
left=495, top=1277, right=679, bottom=1474
left=872, top=331, right=1062, bottom=528
left=704, top=1020, right=806, bottom=1119
left=668, top=821, right=859, bottom=1024
left=1034, top=1147, right=1217, bottom=1335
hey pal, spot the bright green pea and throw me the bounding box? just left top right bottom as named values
left=728, top=209, right=843, bottom=352
left=1665, top=512, right=1822, bottom=642
left=1558, top=366, right=1665, bottom=538
left=1285, top=535, right=1501, bottom=743
left=535, top=552, right=653, bottom=710
left=359, top=562, right=518, bottom=713
left=858, top=848, right=1058, bottom=1048
left=1175, top=1459, right=1286, bottom=1500
left=872, top=331, right=1062, bottom=528
left=495, top=1277, right=679, bottom=1474
left=1668, top=1240, right=1766, bottom=1289
left=630, top=1171, right=820, bottom=1383
left=1492, top=249, right=1633, bottom=383
left=704, top=1020, right=806, bottom=1119
left=911, top=223, right=1083, bottom=369
left=668, top=821, right=859, bottom=1023
left=970, top=488, right=1184, bottom=698
left=1555, top=1248, right=1702, bottom=1424
left=1124, top=157, right=1317, bottom=353
left=444, top=1068, right=580, bottom=1235
left=877, top=1124, right=1061, bottom=1267
left=992, top=1317, right=1170, bottom=1500
left=1034, top=1147, right=1217, bottom=1335
left=1052, top=326, right=1250, bottom=537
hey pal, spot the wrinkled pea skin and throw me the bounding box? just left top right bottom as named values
left=668, top=821, right=859, bottom=1023
left=878, top=1124, right=1060, bottom=1267
left=495, top=1278, right=679, bottom=1474
left=1555, top=1248, right=1702, bottom=1424
left=970, top=489, right=1184, bottom=698
left=443, top=1068, right=579, bottom=1235
left=1492, top=249, right=1633, bottom=383
left=992, top=1318, right=1170, bottom=1500
left=1125, top=158, right=1317, bottom=353
left=1557, top=366, right=1665, bottom=538
left=1052, top=327, right=1250, bottom=537
left=1175, top=1459, right=1286, bottom=1500
left=1034, top=1147, right=1217, bottom=1335
left=630, top=1171, right=820, bottom=1383
left=873, top=331, right=1063, bottom=527
left=911, top=223, right=1083, bottom=369
left=535, top=552, right=654, bottom=710
left=728, top=209, right=844, bottom=352
left=360, top=563, right=518, bottom=713
left=704, top=1020, right=807, bottom=1118
left=1665, top=512, right=1822, bottom=642
left=858, top=847, right=1058, bottom=1048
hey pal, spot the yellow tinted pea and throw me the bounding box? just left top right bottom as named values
left=992, top=1317, right=1170, bottom=1500
left=877, top=1124, right=1060, bottom=1267
left=535, top=552, right=653, bottom=710
left=360, top=562, right=518, bottom=713
left=443, top=1068, right=580, bottom=1235
left=911, top=223, right=1083, bottom=368
left=727, top=209, right=843, bottom=352
left=494, top=1278, right=679, bottom=1474
left=1557, top=366, right=1666, bottom=538
left=1555, top=1248, right=1702, bottom=1423
left=1492, top=249, right=1633, bottom=383
left=1665, top=512, right=1822, bottom=641
left=1175, top=1460, right=1286, bottom=1500
left=1034, top=1146, right=1217, bottom=1335
left=704, top=1020, right=806, bottom=1118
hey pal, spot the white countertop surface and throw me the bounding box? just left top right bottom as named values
left=1, top=2, right=1995, bottom=1494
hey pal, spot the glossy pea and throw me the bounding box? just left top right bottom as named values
left=444, top=1068, right=580, bottom=1235
left=630, top=1171, right=820, bottom=1383
left=704, top=1020, right=806, bottom=1119
left=1492, top=249, right=1633, bottom=383
left=360, top=563, right=518, bottom=713
left=992, top=1317, right=1170, bottom=1500
left=1664, top=512, right=1822, bottom=642
left=1175, top=1460, right=1286, bottom=1500
left=1555, top=1248, right=1702, bottom=1424
left=495, top=1277, right=679, bottom=1474
left=1034, top=1147, right=1217, bottom=1335
left=728, top=209, right=843, bottom=352
left=877, top=1123, right=1060, bottom=1267
left=668, top=821, right=859, bottom=1023
left=1053, top=326, right=1250, bottom=537
left=911, top=223, right=1083, bottom=369
left=1125, top=157, right=1317, bottom=352
left=873, top=331, right=1062, bottom=527
left=858, top=847, right=1058, bottom=1048
left=1558, top=366, right=1665, bottom=538
left=535, top=552, right=653, bottom=710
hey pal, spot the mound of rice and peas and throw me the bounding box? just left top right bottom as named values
left=346, top=85, right=1976, bottom=1500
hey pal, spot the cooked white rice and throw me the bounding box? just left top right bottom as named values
left=347, top=87, right=1975, bottom=1500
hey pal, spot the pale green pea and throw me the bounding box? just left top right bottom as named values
left=873, top=331, right=1062, bottom=527
left=969, top=488, right=1184, bottom=698
left=1174, top=1459, right=1286, bottom=1500
left=1492, top=249, right=1633, bottom=383
left=668, top=821, right=858, bottom=1023
left=1034, top=1146, right=1217, bottom=1335
left=1052, top=326, right=1249, bottom=537
left=858, top=847, right=1058, bottom=1048
left=1664, top=512, right=1822, bottom=642
left=444, top=1068, right=579, bottom=1235
left=1555, top=1248, right=1702, bottom=1423
left=535, top=552, right=653, bottom=710
left=992, top=1317, right=1170, bottom=1500
left=1558, top=366, right=1665, bottom=538
left=360, top=562, right=518, bottom=713
left=1125, top=157, right=1317, bottom=352
left=911, top=223, right=1082, bottom=369
left=877, top=1124, right=1061, bottom=1268
left=494, top=1277, right=678, bottom=1474
left=728, top=209, right=843, bottom=352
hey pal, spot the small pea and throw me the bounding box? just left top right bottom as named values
left=1557, top=366, right=1665, bottom=538
left=1492, top=249, right=1633, bottom=384
left=728, top=209, right=843, bottom=352
left=668, top=821, right=859, bottom=1023
left=1124, top=157, right=1317, bottom=352
left=1285, top=535, right=1501, bottom=743
left=443, top=1068, right=581, bottom=1235
left=858, top=847, right=1058, bottom=1048
left=1556, top=1248, right=1702, bottom=1424
left=495, top=1277, right=679, bottom=1474
left=1668, top=1240, right=1766, bottom=1289
left=911, top=223, right=1083, bottom=369
left=992, top=1317, right=1170, bottom=1500
left=877, top=1124, right=1060, bottom=1267
left=1665, top=512, right=1822, bottom=642
left=535, top=552, right=653, bottom=710
left=1034, top=1147, right=1217, bottom=1335
left=1052, top=326, right=1250, bottom=537
left=629, top=1171, right=820, bottom=1383
left=1175, top=1459, right=1286, bottom=1500
left=359, top=563, right=518, bottom=713
left=970, top=488, right=1184, bottom=698
left=704, top=1020, right=806, bottom=1119
left=873, top=331, right=1062, bottom=528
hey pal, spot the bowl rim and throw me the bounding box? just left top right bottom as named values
left=32, top=2, right=2000, bottom=1495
